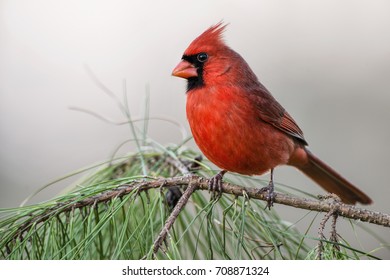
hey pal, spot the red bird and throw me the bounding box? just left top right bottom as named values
left=172, top=23, right=372, bottom=206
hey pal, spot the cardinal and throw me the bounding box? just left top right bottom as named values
left=172, top=22, right=372, bottom=207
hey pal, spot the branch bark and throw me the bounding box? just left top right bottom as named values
left=137, top=176, right=389, bottom=227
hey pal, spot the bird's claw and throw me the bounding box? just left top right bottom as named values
left=209, top=170, right=227, bottom=199
left=260, top=180, right=276, bottom=210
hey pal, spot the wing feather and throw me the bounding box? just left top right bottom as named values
left=247, top=84, right=308, bottom=145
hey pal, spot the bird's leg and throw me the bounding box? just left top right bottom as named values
left=260, top=168, right=276, bottom=210
left=209, top=170, right=227, bottom=199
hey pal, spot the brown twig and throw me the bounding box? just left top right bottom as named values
left=152, top=176, right=199, bottom=256
left=127, top=176, right=388, bottom=228
left=316, top=208, right=337, bottom=259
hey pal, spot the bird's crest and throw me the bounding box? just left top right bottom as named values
left=184, top=22, right=228, bottom=55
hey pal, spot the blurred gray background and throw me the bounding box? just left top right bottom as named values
left=1, top=0, right=389, bottom=258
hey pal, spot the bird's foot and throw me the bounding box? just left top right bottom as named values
left=209, top=170, right=227, bottom=199
left=260, top=180, right=276, bottom=210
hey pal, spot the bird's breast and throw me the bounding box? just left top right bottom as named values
left=186, top=86, right=295, bottom=175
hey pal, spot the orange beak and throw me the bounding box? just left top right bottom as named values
left=172, top=60, right=198, bottom=79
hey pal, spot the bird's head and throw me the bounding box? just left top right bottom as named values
left=172, top=22, right=235, bottom=92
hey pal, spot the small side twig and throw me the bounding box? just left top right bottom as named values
left=316, top=209, right=335, bottom=259
left=330, top=213, right=340, bottom=251
left=152, top=176, right=198, bottom=256
left=316, top=195, right=341, bottom=259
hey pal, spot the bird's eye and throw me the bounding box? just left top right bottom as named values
left=197, top=52, right=208, bottom=63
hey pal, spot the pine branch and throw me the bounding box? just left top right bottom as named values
left=11, top=175, right=389, bottom=246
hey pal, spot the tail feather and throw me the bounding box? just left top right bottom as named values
left=298, top=149, right=372, bottom=205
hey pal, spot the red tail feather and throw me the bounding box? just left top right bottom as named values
left=298, top=149, right=372, bottom=204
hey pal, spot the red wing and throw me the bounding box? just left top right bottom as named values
left=248, top=85, right=308, bottom=145
left=279, top=111, right=307, bottom=144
